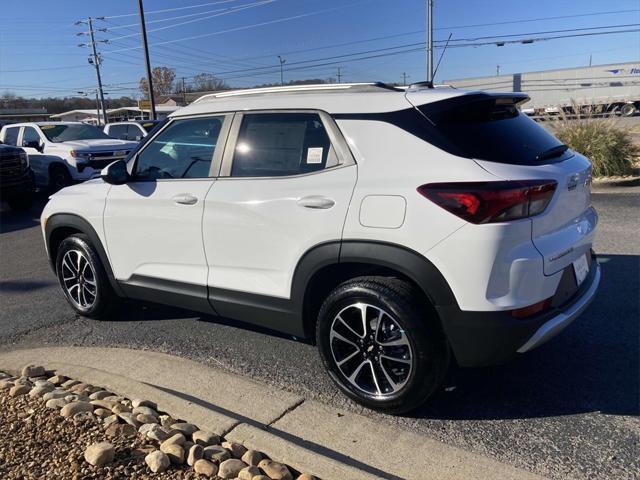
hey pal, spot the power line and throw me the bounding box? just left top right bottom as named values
left=102, top=0, right=247, bottom=19
left=107, top=0, right=277, bottom=41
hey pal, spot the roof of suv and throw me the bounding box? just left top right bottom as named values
left=172, top=82, right=472, bottom=117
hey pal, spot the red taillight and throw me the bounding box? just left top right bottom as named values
left=417, top=180, right=557, bottom=224
left=511, top=297, right=553, bottom=318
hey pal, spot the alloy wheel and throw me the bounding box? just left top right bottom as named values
left=61, top=249, right=97, bottom=309
left=329, top=302, right=413, bottom=398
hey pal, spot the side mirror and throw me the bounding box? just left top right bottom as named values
left=101, top=159, right=129, bottom=185
left=23, top=140, right=43, bottom=152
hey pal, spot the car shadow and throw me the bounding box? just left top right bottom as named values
left=0, top=197, right=46, bottom=234
left=414, top=253, right=639, bottom=420
left=0, top=280, right=56, bottom=292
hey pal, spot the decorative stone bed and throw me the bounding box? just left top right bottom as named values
left=0, top=365, right=317, bottom=480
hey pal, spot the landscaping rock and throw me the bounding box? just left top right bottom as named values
left=0, top=380, right=13, bottom=390
left=192, top=430, right=220, bottom=446
left=61, top=379, right=80, bottom=389
left=47, top=375, right=67, bottom=386
left=145, top=450, right=170, bottom=473
left=132, top=406, right=158, bottom=417
left=105, top=422, right=137, bottom=438
left=171, top=422, right=198, bottom=436
left=187, top=444, right=204, bottom=466
left=242, top=449, right=264, bottom=466
left=147, top=426, right=169, bottom=442
left=112, top=403, right=132, bottom=415
left=259, top=459, right=293, bottom=480
left=132, top=398, right=157, bottom=409
left=90, top=399, right=118, bottom=410
left=239, top=465, right=261, bottom=480
left=159, top=414, right=175, bottom=427
left=162, top=433, right=186, bottom=446
left=84, top=442, right=115, bottom=467
left=42, top=389, right=70, bottom=401
left=223, top=441, right=248, bottom=459
left=103, top=414, right=119, bottom=427
left=296, top=474, right=318, bottom=480
left=203, top=445, right=231, bottom=463
left=118, top=412, right=140, bottom=427
left=89, top=390, right=113, bottom=400
left=219, top=458, right=248, bottom=479
left=60, top=401, right=93, bottom=418
left=194, top=459, right=218, bottom=477
left=73, top=411, right=96, bottom=424
left=29, top=384, right=55, bottom=398
left=45, top=398, right=67, bottom=409
left=21, top=365, right=45, bottom=377
left=9, top=385, right=31, bottom=397
left=102, top=395, right=125, bottom=403
left=93, top=408, right=110, bottom=419
left=136, top=413, right=158, bottom=424
left=160, top=442, right=184, bottom=465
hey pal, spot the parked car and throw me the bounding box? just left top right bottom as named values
left=0, top=142, right=35, bottom=210
left=104, top=120, right=162, bottom=141
left=41, top=83, right=600, bottom=413
left=0, top=122, right=137, bottom=191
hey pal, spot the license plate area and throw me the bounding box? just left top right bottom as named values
left=572, top=254, right=589, bottom=287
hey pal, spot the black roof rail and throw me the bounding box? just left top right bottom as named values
left=407, top=81, right=434, bottom=89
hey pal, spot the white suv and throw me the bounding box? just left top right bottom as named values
left=41, top=83, right=600, bottom=413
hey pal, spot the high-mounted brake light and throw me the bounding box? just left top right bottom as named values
left=417, top=180, right=557, bottom=224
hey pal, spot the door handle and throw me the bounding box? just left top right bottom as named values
left=297, top=196, right=335, bottom=209
left=172, top=193, right=198, bottom=205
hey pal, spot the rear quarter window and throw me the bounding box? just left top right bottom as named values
left=418, top=94, right=571, bottom=165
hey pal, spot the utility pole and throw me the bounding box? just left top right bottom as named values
left=181, top=77, right=186, bottom=104
left=138, top=0, right=156, bottom=120
left=496, top=65, right=500, bottom=76
left=426, top=0, right=434, bottom=82
left=278, top=56, right=286, bottom=86
left=84, top=17, right=108, bottom=125
left=589, top=54, right=592, bottom=66
left=401, top=72, right=410, bottom=85
left=336, top=67, right=342, bottom=83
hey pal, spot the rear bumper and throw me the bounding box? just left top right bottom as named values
left=437, top=253, right=601, bottom=367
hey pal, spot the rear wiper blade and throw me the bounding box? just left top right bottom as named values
left=536, top=144, right=568, bottom=161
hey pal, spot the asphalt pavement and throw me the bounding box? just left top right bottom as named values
left=0, top=190, right=638, bottom=480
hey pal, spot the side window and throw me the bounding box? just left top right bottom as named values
left=130, top=124, right=145, bottom=141
left=134, top=116, right=225, bottom=180
left=231, top=112, right=338, bottom=177
left=22, top=127, right=41, bottom=147
left=107, top=124, right=128, bottom=140
left=3, top=127, right=20, bottom=146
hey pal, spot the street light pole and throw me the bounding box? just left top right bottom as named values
left=426, top=0, right=434, bottom=83
left=278, top=56, right=286, bottom=86
left=138, top=0, right=157, bottom=120
left=87, top=17, right=108, bottom=125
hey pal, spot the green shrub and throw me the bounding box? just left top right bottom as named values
left=549, top=110, right=638, bottom=177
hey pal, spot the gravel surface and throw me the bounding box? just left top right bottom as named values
left=0, top=388, right=191, bottom=479
left=1, top=192, right=639, bottom=479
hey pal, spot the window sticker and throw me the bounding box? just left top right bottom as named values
left=306, top=147, right=323, bottom=164
left=40, top=125, right=56, bottom=130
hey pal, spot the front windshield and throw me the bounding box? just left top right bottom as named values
left=38, top=124, right=112, bottom=142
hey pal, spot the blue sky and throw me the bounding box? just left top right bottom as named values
left=1, top=0, right=638, bottom=98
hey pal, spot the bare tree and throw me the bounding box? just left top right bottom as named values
left=139, top=67, right=176, bottom=98
left=188, top=73, right=229, bottom=92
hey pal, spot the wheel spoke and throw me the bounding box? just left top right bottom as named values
left=62, top=256, right=76, bottom=274
left=336, top=349, right=359, bottom=367
left=379, top=361, right=399, bottom=389
left=378, top=336, right=410, bottom=347
left=347, top=360, right=367, bottom=383
left=368, top=360, right=382, bottom=396
left=330, top=330, right=359, bottom=349
left=357, top=303, right=369, bottom=337
left=336, top=315, right=364, bottom=340
left=373, top=310, right=384, bottom=342
left=380, top=354, right=411, bottom=364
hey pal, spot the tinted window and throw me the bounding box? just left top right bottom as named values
left=135, top=116, right=224, bottom=180
left=22, top=127, right=42, bottom=147
left=108, top=124, right=129, bottom=140
left=39, top=123, right=111, bottom=142
left=3, top=127, right=19, bottom=146
left=231, top=113, right=337, bottom=177
left=418, top=95, right=569, bottom=165
left=129, top=124, right=146, bottom=140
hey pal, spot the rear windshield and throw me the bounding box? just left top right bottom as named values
left=418, top=94, right=571, bottom=165
left=38, top=124, right=111, bottom=142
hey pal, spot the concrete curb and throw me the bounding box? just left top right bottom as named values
left=592, top=176, right=640, bottom=188
left=0, top=346, right=545, bottom=480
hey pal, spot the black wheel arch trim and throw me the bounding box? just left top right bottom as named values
left=45, top=213, right=125, bottom=297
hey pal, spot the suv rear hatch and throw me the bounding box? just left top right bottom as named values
left=407, top=90, right=597, bottom=276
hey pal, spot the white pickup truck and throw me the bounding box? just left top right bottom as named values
left=0, top=122, right=137, bottom=191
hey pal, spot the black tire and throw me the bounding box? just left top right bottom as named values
left=7, top=192, right=34, bottom=211
left=49, top=164, right=72, bottom=192
left=55, top=233, right=119, bottom=319
left=316, top=276, right=449, bottom=414
left=621, top=103, right=637, bottom=117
